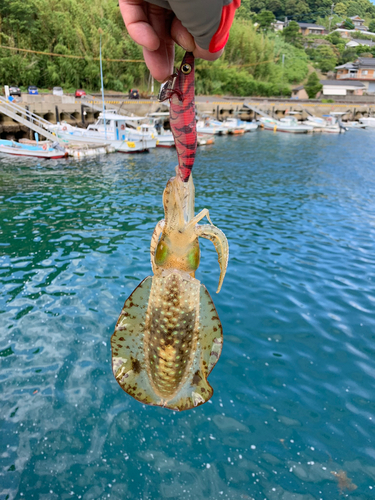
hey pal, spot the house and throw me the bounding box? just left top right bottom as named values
left=335, top=57, right=375, bottom=92
left=350, top=16, right=368, bottom=31
left=297, top=22, right=326, bottom=35
left=272, top=20, right=285, bottom=31
left=345, top=39, right=375, bottom=48
left=291, top=85, right=309, bottom=99
left=320, top=80, right=366, bottom=96
left=336, top=16, right=368, bottom=32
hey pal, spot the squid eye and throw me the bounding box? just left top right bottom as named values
left=181, top=63, right=192, bottom=74
left=155, top=240, right=169, bottom=266
left=187, top=244, right=200, bottom=271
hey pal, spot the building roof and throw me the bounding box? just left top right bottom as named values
left=336, top=58, right=375, bottom=70
left=297, top=22, right=325, bottom=29
left=320, top=80, right=365, bottom=87
left=349, top=39, right=375, bottom=47
left=357, top=57, right=375, bottom=67
left=292, top=85, right=305, bottom=91
left=335, top=62, right=356, bottom=69
left=350, top=16, right=365, bottom=21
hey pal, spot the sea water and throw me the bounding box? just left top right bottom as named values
left=1, top=130, right=375, bottom=499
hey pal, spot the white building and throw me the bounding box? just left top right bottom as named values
left=320, top=79, right=366, bottom=96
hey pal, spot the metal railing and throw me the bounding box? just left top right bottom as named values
left=0, top=96, right=60, bottom=142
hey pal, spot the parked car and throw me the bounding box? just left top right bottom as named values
left=75, top=89, right=86, bottom=98
left=129, top=88, right=139, bottom=100
left=28, top=86, right=38, bottom=95
left=52, top=86, right=63, bottom=96
left=9, top=86, right=21, bottom=97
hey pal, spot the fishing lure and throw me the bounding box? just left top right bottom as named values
left=111, top=169, right=229, bottom=410
left=159, top=52, right=197, bottom=182
left=111, top=51, right=229, bottom=411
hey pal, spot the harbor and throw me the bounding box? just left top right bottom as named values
left=1, top=93, right=375, bottom=142
left=0, top=92, right=375, bottom=161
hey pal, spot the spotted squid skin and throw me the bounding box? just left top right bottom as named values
left=111, top=271, right=223, bottom=411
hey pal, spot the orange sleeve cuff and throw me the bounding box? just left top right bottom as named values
left=208, top=0, right=241, bottom=53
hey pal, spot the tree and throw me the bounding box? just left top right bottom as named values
left=343, top=18, right=355, bottom=29
left=347, top=2, right=365, bottom=18
left=316, top=45, right=338, bottom=72
left=335, top=2, right=347, bottom=17
left=282, top=21, right=303, bottom=47
left=235, top=0, right=252, bottom=20
left=254, top=10, right=275, bottom=30
left=326, top=31, right=342, bottom=45
left=285, top=0, right=310, bottom=21
left=369, top=20, right=375, bottom=32
left=305, top=72, right=322, bottom=98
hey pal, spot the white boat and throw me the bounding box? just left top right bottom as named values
left=196, top=118, right=228, bottom=135
left=197, top=133, right=215, bottom=146
left=49, top=112, right=155, bottom=152
left=242, top=121, right=258, bottom=132
left=259, top=116, right=314, bottom=134
left=359, top=117, right=375, bottom=127
left=0, top=139, right=68, bottom=159
left=221, top=118, right=245, bottom=134
left=146, top=112, right=175, bottom=147
left=345, top=121, right=367, bottom=129
left=305, top=115, right=343, bottom=134
left=221, top=117, right=258, bottom=133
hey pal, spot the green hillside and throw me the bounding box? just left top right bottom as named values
left=0, top=0, right=373, bottom=97
left=238, top=0, right=375, bottom=23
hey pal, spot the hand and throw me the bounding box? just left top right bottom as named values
left=119, top=0, right=224, bottom=82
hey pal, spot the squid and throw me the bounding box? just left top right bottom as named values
left=111, top=169, right=229, bottom=411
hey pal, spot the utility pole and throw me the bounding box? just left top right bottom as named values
left=328, top=3, right=334, bottom=33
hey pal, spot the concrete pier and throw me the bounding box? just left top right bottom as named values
left=1, top=93, right=374, bottom=140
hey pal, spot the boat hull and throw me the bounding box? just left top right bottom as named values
left=0, top=140, right=67, bottom=159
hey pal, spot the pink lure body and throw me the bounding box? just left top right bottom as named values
left=159, top=52, right=197, bottom=182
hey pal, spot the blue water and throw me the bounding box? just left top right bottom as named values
left=1, top=130, right=375, bottom=499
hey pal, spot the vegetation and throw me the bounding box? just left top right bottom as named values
left=343, top=18, right=355, bottom=29
left=1, top=0, right=375, bottom=97
left=305, top=72, right=322, bottom=98
left=237, top=0, right=375, bottom=23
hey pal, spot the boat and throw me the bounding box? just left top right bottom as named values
left=259, top=116, right=314, bottom=133
left=359, top=117, right=375, bottom=127
left=197, top=133, right=215, bottom=146
left=49, top=112, right=155, bottom=152
left=196, top=118, right=228, bottom=135
left=145, top=112, right=175, bottom=147
left=305, top=114, right=344, bottom=134
left=0, top=139, right=68, bottom=159
left=344, top=121, right=367, bottom=129
left=221, top=118, right=245, bottom=134
left=221, top=117, right=258, bottom=133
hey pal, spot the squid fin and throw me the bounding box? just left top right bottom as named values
left=198, top=284, right=224, bottom=374
left=111, top=277, right=163, bottom=406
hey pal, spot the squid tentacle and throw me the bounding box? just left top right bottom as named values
left=195, top=224, right=229, bottom=293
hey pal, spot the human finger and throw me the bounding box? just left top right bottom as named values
left=143, top=44, right=175, bottom=82
left=144, top=4, right=175, bottom=81
left=193, top=44, right=224, bottom=61
left=119, top=0, right=160, bottom=51
left=170, top=18, right=195, bottom=52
